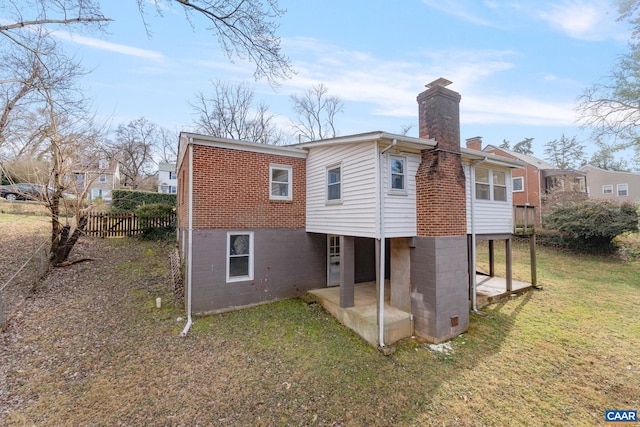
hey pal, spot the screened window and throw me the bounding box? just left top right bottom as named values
left=390, top=156, right=406, bottom=191
left=617, top=183, right=628, bottom=197
left=270, top=165, right=292, bottom=200
left=475, top=168, right=490, bottom=200
left=493, top=170, right=507, bottom=201
left=603, top=185, right=613, bottom=195
left=327, top=165, right=341, bottom=201
left=227, top=232, right=253, bottom=282
left=512, top=176, right=524, bottom=192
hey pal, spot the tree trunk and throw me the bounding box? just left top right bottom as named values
left=52, top=215, right=88, bottom=266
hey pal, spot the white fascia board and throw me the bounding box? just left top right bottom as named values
left=289, top=131, right=437, bottom=151
left=461, top=148, right=524, bottom=169
left=181, top=132, right=308, bottom=159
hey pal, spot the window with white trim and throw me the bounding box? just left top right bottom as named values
left=602, top=185, right=613, bottom=195
left=169, top=171, right=177, bottom=180
left=475, top=168, right=490, bottom=200
left=227, top=232, right=253, bottom=282
left=475, top=167, right=508, bottom=202
left=512, top=176, right=524, bottom=192
left=99, top=173, right=106, bottom=183
left=269, top=164, right=292, bottom=200
left=617, top=183, right=628, bottom=196
left=389, top=156, right=406, bottom=192
left=327, top=165, right=342, bottom=201
left=493, top=170, right=507, bottom=201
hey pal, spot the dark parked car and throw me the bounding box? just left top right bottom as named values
left=0, top=183, right=50, bottom=201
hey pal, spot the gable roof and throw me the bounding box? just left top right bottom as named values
left=483, top=144, right=556, bottom=170
left=581, top=164, right=640, bottom=177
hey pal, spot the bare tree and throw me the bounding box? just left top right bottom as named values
left=107, top=117, right=160, bottom=189
left=0, top=32, right=105, bottom=265
left=577, top=2, right=640, bottom=161
left=290, top=83, right=343, bottom=142
left=1, top=0, right=291, bottom=85
left=158, top=127, right=178, bottom=164
left=191, top=80, right=285, bottom=144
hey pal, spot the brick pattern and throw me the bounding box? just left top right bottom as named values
left=185, top=144, right=306, bottom=229
left=415, top=150, right=467, bottom=236
left=415, top=84, right=467, bottom=236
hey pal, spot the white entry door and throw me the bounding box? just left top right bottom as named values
left=327, top=235, right=340, bottom=286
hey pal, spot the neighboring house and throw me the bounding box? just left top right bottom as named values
left=475, top=141, right=587, bottom=224
left=158, top=162, right=177, bottom=194
left=580, top=164, right=640, bottom=202
left=72, top=158, right=121, bottom=203
left=176, top=79, right=523, bottom=347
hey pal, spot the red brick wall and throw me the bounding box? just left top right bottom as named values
left=416, top=84, right=467, bottom=237
left=415, top=150, right=467, bottom=236
left=189, top=144, right=306, bottom=229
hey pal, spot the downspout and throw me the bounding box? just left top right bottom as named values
left=469, top=157, right=487, bottom=314
left=377, top=139, right=397, bottom=348
left=180, top=141, right=194, bottom=336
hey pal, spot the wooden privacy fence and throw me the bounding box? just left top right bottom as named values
left=513, top=205, right=536, bottom=236
left=81, top=212, right=176, bottom=237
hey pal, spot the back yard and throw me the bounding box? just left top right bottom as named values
left=1, top=213, right=639, bottom=426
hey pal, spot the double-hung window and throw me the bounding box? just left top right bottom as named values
left=99, top=173, right=107, bottom=183
left=603, top=185, right=613, bottom=195
left=617, top=183, right=629, bottom=197
left=475, top=167, right=507, bottom=202
left=227, top=232, right=253, bottom=282
left=270, top=164, right=292, bottom=200
left=389, top=156, right=406, bottom=192
left=327, top=165, right=342, bottom=201
left=493, top=170, right=507, bottom=201
left=475, top=168, right=491, bottom=200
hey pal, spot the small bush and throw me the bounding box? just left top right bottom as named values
left=136, top=203, right=176, bottom=241
left=112, top=189, right=176, bottom=212
left=543, top=200, right=639, bottom=253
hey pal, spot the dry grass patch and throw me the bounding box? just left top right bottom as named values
left=1, top=219, right=639, bottom=426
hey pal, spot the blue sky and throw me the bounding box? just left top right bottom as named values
left=51, top=0, right=631, bottom=160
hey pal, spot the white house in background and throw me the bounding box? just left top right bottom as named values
left=72, top=158, right=121, bottom=203
left=580, top=164, right=640, bottom=202
left=158, top=162, right=177, bottom=194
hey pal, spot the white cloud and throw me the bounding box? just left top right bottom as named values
left=53, top=31, right=165, bottom=61
left=535, top=0, right=626, bottom=41
left=279, top=37, right=576, bottom=128
left=422, top=0, right=497, bottom=26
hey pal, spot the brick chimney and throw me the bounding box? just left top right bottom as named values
left=465, top=136, right=482, bottom=151
left=415, top=78, right=466, bottom=237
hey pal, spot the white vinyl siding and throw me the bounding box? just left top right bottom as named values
left=306, top=142, right=378, bottom=237
left=383, top=152, right=420, bottom=237
left=465, top=164, right=513, bottom=234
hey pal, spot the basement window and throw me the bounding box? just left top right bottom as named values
left=227, top=232, right=254, bottom=282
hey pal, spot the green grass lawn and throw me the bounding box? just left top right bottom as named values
left=2, top=229, right=639, bottom=426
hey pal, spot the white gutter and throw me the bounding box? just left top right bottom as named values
left=376, top=139, right=397, bottom=348
left=180, top=141, right=194, bottom=336
left=469, top=157, right=488, bottom=313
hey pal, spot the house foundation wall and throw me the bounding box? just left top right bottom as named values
left=189, top=228, right=326, bottom=313
left=410, top=235, right=469, bottom=343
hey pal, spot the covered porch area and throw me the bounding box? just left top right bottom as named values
left=308, top=274, right=532, bottom=347
left=307, top=280, right=412, bottom=347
